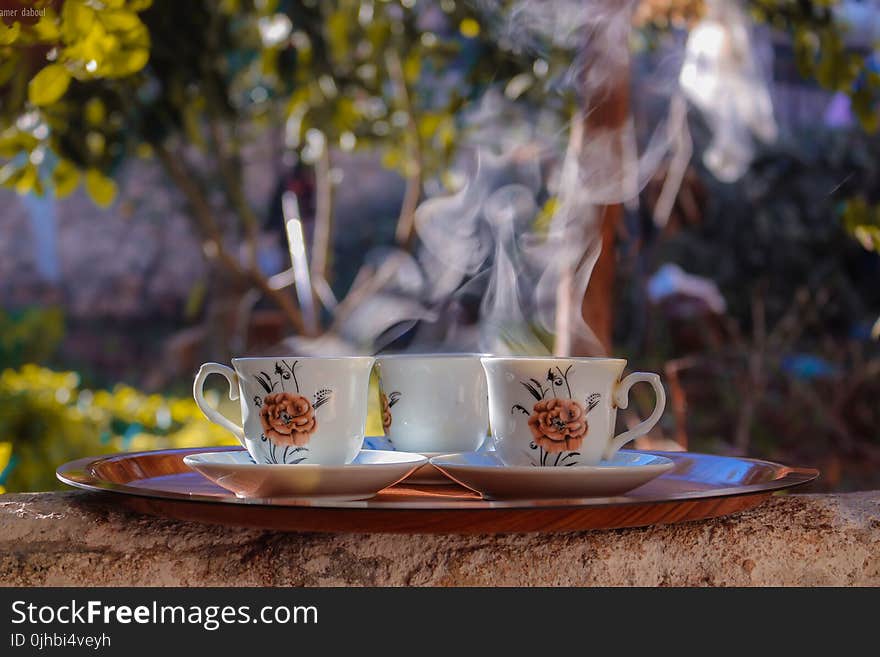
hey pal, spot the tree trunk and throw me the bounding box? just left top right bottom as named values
left=557, top=17, right=632, bottom=357
left=578, top=203, right=623, bottom=355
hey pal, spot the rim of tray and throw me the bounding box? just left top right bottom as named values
left=56, top=446, right=819, bottom=511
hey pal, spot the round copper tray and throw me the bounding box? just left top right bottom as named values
left=57, top=447, right=818, bottom=533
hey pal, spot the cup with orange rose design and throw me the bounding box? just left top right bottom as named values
left=481, top=357, right=666, bottom=467
left=193, top=356, right=374, bottom=465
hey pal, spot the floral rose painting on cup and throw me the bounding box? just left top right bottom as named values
left=252, top=360, right=332, bottom=464
left=260, top=392, right=315, bottom=446
left=512, top=365, right=601, bottom=466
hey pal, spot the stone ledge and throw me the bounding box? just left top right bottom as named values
left=1, top=491, right=878, bottom=586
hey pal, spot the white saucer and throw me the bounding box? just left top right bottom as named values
left=184, top=449, right=427, bottom=500
left=429, top=450, right=675, bottom=499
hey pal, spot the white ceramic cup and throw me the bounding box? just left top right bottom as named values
left=481, top=357, right=666, bottom=467
left=193, top=356, right=374, bottom=465
left=375, top=354, right=489, bottom=453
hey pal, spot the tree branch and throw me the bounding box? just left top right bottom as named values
left=207, top=119, right=260, bottom=270
left=155, top=143, right=306, bottom=334
left=311, top=139, right=333, bottom=286
left=385, top=49, right=423, bottom=251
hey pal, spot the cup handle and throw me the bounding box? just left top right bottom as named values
left=604, top=372, right=666, bottom=460
left=193, top=363, right=246, bottom=447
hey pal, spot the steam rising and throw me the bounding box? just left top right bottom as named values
left=284, top=0, right=774, bottom=357
left=680, top=0, right=777, bottom=182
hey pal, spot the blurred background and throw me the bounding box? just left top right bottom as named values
left=1, top=0, right=878, bottom=494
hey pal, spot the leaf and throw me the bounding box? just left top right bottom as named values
left=14, top=164, right=38, bottom=195
left=52, top=160, right=80, bottom=198
left=85, top=98, right=106, bottom=125
left=28, top=64, right=72, bottom=106
left=105, top=48, right=150, bottom=77
left=0, top=21, right=20, bottom=46
left=0, top=130, right=37, bottom=158
left=403, top=52, right=421, bottom=84
left=255, top=372, right=273, bottom=394
left=521, top=381, right=542, bottom=401
left=326, top=10, right=350, bottom=60
left=32, top=12, right=61, bottom=41
left=61, top=0, right=96, bottom=43
left=459, top=17, right=480, bottom=39
left=98, top=9, right=142, bottom=32
left=84, top=168, right=117, bottom=207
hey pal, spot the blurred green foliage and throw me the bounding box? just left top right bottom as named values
left=1, top=0, right=875, bottom=206
left=0, top=301, right=237, bottom=493
left=0, top=364, right=239, bottom=493
left=0, top=306, right=64, bottom=368
left=0, top=0, right=554, bottom=204
left=0, top=0, right=151, bottom=202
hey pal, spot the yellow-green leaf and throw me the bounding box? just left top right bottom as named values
left=104, top=47, right=149, bottom=77
left=14, top=164, right=38, bottom=195
left=97, top=9, right=141, bottom=32
left=403, top=53, right=421, bottom=85
left=61, top=0, right=96, bottom=43
left=28, top=64, right=72, bottom=106
left=327, top=10, right=350, bottom=61
left=533, top=196, right=558, bottom=235
left=85, top=98, right=106, bottom=125
left=32, top=12, right=62, bottom=41
left=459, top=18, right=480, bottom=39
left=0, top=129, right=37, bottom=158
left=418, top=113, right=443, bottom=140
left=0, top=21, right=20, bottom=46
left=52, top=160, right=80, bottom=199
left=84, top=168, right=117, bottom=207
